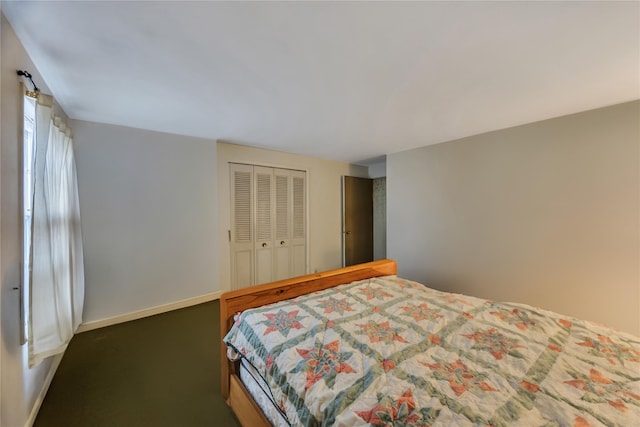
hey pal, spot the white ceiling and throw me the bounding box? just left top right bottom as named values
left=3, top=1, right=639, bottom=164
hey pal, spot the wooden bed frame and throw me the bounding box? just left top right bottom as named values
left=220, top=259, right=397, bottom=427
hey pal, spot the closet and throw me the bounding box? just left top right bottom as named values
left=230, top=163, right=306, bottom=289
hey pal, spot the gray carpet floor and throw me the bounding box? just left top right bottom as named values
left=34, top=300, right=242, bottom=426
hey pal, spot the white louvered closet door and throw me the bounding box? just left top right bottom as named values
left=254, top=166, right=274, bottom=284
left=230, top=164, right=307, bottom=289
left=273, top=169, right=290, bottom=280
left=230, top=163, right=254, bottom=289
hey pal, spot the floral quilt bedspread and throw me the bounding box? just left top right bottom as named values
left=223, top=276, right=640, bottom=426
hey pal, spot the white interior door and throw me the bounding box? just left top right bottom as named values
left=254, top=166, right=274, bottom=285
left=230, top=163, right=307, bottom=289
left=273, top=169, right=291, bottom=281
left=230, top=163, right=254, bottom=289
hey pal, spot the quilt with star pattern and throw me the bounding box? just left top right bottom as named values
left=223, top=276, right=640, bottom=427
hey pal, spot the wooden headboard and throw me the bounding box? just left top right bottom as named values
left=219, top=259, right=397, bottom=399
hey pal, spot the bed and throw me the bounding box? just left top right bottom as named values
left=220, top=259, right=640, bottom=426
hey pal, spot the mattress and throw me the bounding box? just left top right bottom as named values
left=225, top=275, right=640, bottom=426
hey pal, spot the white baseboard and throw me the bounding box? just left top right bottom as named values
left=25, top=353, right=64, bottom=427
left=76, top=291, right=223, bottom=333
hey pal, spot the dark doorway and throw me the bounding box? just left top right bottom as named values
left=342, top=176, right=373, bottom=266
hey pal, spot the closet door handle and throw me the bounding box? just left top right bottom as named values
left=262, top=242, right=267, bottom=248
left=280, top=241, right=285, bottom=245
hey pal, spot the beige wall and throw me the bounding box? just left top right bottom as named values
left=71, top=121, right=218, bottom=324
left=1, top=12, right=67, bottom=426
left=217, top=141, right=368, bottom=290
left=388, top=101, right=640, bottom=335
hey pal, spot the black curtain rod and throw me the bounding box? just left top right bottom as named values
left=17, top=70, right=39, bottom=93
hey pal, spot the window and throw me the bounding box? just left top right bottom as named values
left=22, top=93, right=36, bottom=344
left=18, top=80, right=84, bottom=366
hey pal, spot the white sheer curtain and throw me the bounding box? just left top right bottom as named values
left=29, top=94, right=84, bottom=367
